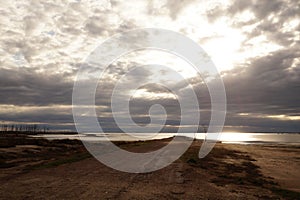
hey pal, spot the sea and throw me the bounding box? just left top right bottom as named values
left=32, top=132, right=300, bottom=145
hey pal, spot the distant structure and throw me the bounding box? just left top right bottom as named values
left=0, top=124, right=49, bottom=134
left=195, top=124, right=207, bottom=140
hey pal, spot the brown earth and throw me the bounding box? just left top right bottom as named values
left=0, top=135, right=299, bottom=199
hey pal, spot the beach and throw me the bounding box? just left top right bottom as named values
left=0, top=134, right=299, bottom=199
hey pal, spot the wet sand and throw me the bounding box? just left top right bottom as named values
left=0, top=135, right=299, bottom=199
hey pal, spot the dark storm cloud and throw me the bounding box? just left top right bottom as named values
left=221, top=47, right=300, bottom=131
left=0, top=67, right=73, bottom=106
left=0, top=111, right=73, bottom=125
left=0, top=60, right=153, bottom=106
left=177, top=45, right=299, bottom=132
left=1, top=47, right=299, bottom=132
left=224, top=47, right=300, bottom=111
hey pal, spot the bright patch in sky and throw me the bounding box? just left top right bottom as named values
left=132, top=88, right=177, bottom=100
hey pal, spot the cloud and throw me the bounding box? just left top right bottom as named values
left=206, top=0, right=300, bottom=47
left=0, top=67, right=73, bottom=106
left=199, top=0, right=300, bottom=131
left=147, top=0, right=196, bottom=20
left=164, top=0, right=196, bottom=20
left=0, top=0, right=299, bottom=132
left=224, top=47, right=300, bottom=107
left=220, top=47, right=300, bottom=131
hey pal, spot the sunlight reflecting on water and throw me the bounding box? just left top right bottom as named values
left=33, top=132, right=300, bottom=144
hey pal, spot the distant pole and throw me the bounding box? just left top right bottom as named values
left=201, top=124, right=207, bottom=141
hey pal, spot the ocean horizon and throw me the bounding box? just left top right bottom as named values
left=32, top=132, right=300, bottom=145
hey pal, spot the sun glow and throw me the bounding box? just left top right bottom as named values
left=219, top=132, right=255, bottom=142
left=266, top=114, right=300, bottom=121
left=132, top=89, right=176, bottom=100
left=238, top=112, right=300, bottom=121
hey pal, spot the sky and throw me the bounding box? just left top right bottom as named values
left=0, top=0, right=299, bottom=133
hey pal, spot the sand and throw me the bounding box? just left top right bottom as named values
left=0, top=136, right=299, bottom=199
left=227, top=144, right=300, bottom=193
